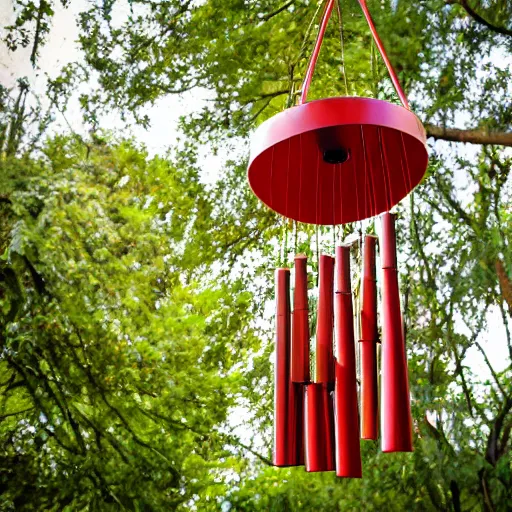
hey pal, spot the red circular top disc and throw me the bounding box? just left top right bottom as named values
left=247, top=97, right=428, bottom=225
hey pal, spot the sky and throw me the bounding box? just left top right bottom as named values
left=1, top=0, right=509, bottom=402
left=1, top=0, right=210, bottom=155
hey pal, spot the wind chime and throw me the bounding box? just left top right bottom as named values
left=247, top=0, right=428, bottom=477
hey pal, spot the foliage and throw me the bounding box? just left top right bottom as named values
left=0, top=138, right=268, bottom=510
left=1, top=0, right=512, bottom=510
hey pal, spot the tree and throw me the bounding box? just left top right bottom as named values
left=0, top=136, right=271, bottom=509
left=2, top=0, right=511, bottom=510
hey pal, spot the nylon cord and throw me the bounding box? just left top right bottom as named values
left=335, top=0, right=349, bottom=95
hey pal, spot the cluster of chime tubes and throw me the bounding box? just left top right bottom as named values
left=274, top=213, right=413, bottom=477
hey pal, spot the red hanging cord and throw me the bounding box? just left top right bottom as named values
left=300, top=0, right=336, bottom=105
left=300, top=0, right=410, bottom=109
left=356, top=0, right=409, bottom=109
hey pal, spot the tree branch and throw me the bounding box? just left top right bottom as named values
left=474, top=341, right=506, bottom=398
left=478, top=468, right=495, bottom=512
left=241, top=89, right=292, bottom=105
left=30, top=0, right=47, bottom=67
left=235, top=439, right=273, bottom=466
left=426, top=124, right=512, bottom=147
left=486, top=396, right=512, bottom=466
left=261, top=0, right=295, bottom=22
left=447, top=301, right=475, bottom=418
left=497, top=301, right=512, bottom=360
left=434, top=173, right=475, bottom=230
left=450, top=480, right=462, bottom=512
left=0, top=407, right=34, bottom=421
left=445, top=0, right=512, bottom=37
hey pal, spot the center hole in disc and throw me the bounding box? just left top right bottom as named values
left=323, top=148, right=349, bottom=165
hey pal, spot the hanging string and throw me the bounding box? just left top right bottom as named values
left=285, top=79, right=296, bottom=110
left=298, top=134, right=303, bottom=220
left=360, top=125, right=378, bottom=218
left=293, top=220, right=298, bottom=256
left=315, top=149, right=321, bottom=227
left=300, top=0, right=410, bottom=108
left=299, top=0, right=410, bottom=108
left=397, top=132, right=410, bottom=194
left=370, top=40, right=378, bottom=99
left=351, top=231, right=362, bottom=384
left=283, top=218, right=289, bottom=266
left=287, top=0, right=326, bottom=108
left=297, top=1, right=326, bottom=65
left=353, top=238, right=361, bottom=384
left=315, top=225, right=320, bottom=287
left=277, top=215, right=283, bottom=266
left=335, top=0, right=349, bottom=95
left=286, top=137, right=291, bottom=218
left=351, top=150, right=361, bottom=222
left=378, top=128, right=392, bottom=212
left=269, top=145, right=275, bottom=207
left=356, top=0, right=409, bottom=109
left=332, top=148, right=336, bottom=249
left=300, top=0, right=335, bottom=105
left=400, top=132, right=413, bottom=192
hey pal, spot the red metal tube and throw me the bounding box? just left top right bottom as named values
left=292, top=255, right=310, bottom=383
left=274, top=268, right=292, bottom=466
left=288, top=381, right=305, bottom=466
left=316, top=254, right=335, bottom=385
left=360, top=236, right=379, bottom=440
left=334, top=246, right=362, bottom=477
left=304, top=383, right=335, bottom=472
left=360, top=341, right=378, bottom=440
left=380, top=213, right=413, bottom=452
left=274, top=268, right=305, bottom=466
left=380, top=213, right=397, bottom=269
left=361, top=236, right=378, bottom=341
left=274, top=269, right=291, bottom=465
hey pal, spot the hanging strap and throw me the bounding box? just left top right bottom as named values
left=300, top=0, right=336, bottom=105
left=300, top=0, right=410, bottom=109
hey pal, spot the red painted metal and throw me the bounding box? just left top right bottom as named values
left=304, top=383, right=335, bottom=472
left=292, top=255, right=310, bottom=383
left=380, top=213, right=413, bottom=452
left=381, top=213, right=397, bottom=268
left=300, top=0, right=335, bottom=105
left=248, top=0, right=428, bottom=225
left=360, top=342, right=378, bottom=440
left=247, top=97, right=428, bottom=225
left=360, top=235, right=379, bottom=440
left=304, top=254, right=336, bottom=473
left=288, top=381, right=305, bottom=466
left=334, top=246, right=362, bottom=477
left=356, top=0, right=409, bottom=108
left=265, top=0, right=422, bottom=472
left=300, top=0, right=408, bottom=108
left=274, top=269, right=290, bottom=466
left=316, top=255, right=335, bottom=385
left=361, top=236, right=379, bottom=341
left=274, top=269, right=305, bottom=466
